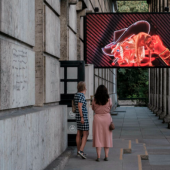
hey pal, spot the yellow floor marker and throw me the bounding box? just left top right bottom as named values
left=138, top=155, right=142, bottom=170
left=129, top=140, right=131, bottom=149
left=120, top=148, right=123, bottom=160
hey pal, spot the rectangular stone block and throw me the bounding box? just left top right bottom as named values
left=0, top=0, right=35, bottom=46
left=45, top=5, right=60, bottom=58
left=69, top=29, right=77, bottom=60
left=45, top=0, right=60, bottom=15
left=0, top=105, right=67, bottom=170
left=0, top=39, right=35, bottom=110
left=45, top=55, right=60, bottom=103
left=69, top=4, right=77, bottom=33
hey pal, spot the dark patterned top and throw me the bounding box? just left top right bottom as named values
left=74, top=92, right=89, bottom=131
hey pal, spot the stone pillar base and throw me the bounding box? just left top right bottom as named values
left=149, top=105, right=154, bottom=110
left=156, top=110, right=162, bottom=116
left=163, top=116, right=170, bottom=123
left=151, top=106, right=156, bottom=112
left=153, top=108, right=159, bottom=114
left=159, top=112, right=166, bottom=120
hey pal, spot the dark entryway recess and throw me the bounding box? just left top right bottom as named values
left=59, top=61, right=85, bottom=146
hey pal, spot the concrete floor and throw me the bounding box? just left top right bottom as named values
left=64, top=107, right=170, bottom=170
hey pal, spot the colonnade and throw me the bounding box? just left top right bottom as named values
left=148, top=68, right=170, bottom=128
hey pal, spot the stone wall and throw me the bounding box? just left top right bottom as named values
left=0, top=0, right=117, bottom=169
left=0, top=1, right=67, bottom=170
left=0, top=105, right=67, bottom=170
left=0, top=0, right=35, bottom=110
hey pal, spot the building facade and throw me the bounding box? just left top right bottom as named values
left=0, top=0, right=117, bottom=170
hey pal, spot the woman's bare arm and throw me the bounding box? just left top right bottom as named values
left=78, top=102, right=84, bottom=124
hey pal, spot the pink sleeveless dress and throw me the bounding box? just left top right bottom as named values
left=92, top=98, right=113, bottom=147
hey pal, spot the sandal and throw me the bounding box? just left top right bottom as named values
left=77, top=152, right=87, bottom=157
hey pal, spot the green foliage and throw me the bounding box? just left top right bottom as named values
left=117, top=1, right=148, bottom=12
left=117, top=68, right=149, bottom=100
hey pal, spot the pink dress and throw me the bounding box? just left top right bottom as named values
left=92, top=98, right=113, bottom=147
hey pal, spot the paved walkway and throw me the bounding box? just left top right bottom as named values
left=64, top=107, right=170, bottom=170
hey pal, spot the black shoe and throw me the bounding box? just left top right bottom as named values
left=104, top=157, right=108, bottom=161
left=78, top=151, right=86, bottom=159
left=96, top=158, right=100, bottom=162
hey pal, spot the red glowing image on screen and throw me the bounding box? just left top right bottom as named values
left=102, top=21, right=170, bottom=67
left=85, top=14, right=170, bottom=67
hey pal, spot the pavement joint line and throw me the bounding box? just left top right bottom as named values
left=138, top=155, right=142, bottom=170
left=120, top=148, right=123, bottom=160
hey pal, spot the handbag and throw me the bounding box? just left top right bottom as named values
left=72, top=94, right=76, bottom=113
left=109, top=120, right=115, bottom=131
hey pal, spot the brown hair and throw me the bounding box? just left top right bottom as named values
left=94, top=85, right=109, bottom=105
left=77, top=81, right=86, bottom=92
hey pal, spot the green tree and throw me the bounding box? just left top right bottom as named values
left=117, top=1, right=148, bottom=12
left=117, top=68, right=149, bottom=100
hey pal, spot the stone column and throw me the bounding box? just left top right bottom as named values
left=159, top=68, right=167, bottom=119
left=149, top=69, right=153, bottom=110
left=156, top=68, right=163, bottom=116
left=164, top=68, right=170, bottom=122
left=154, top=68, right=159, bottom=113
left=151, top=69, right=157, bottom=111
left=149, top=68, right=153, bottom=110
left=148, top=68, right=151, bottom=107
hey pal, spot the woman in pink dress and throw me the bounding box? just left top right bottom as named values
left=92, top=85, right=113, bottom=162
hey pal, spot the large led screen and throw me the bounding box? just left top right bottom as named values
left=85, top=13, right=170, bottom=67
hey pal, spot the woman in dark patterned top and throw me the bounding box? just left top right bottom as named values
left=74, top=81, right=89, bottom=159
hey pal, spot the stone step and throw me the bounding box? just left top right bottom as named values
left=113, top=139, right=149, bottom=160
left=131, top=142, right=149, bottom=160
